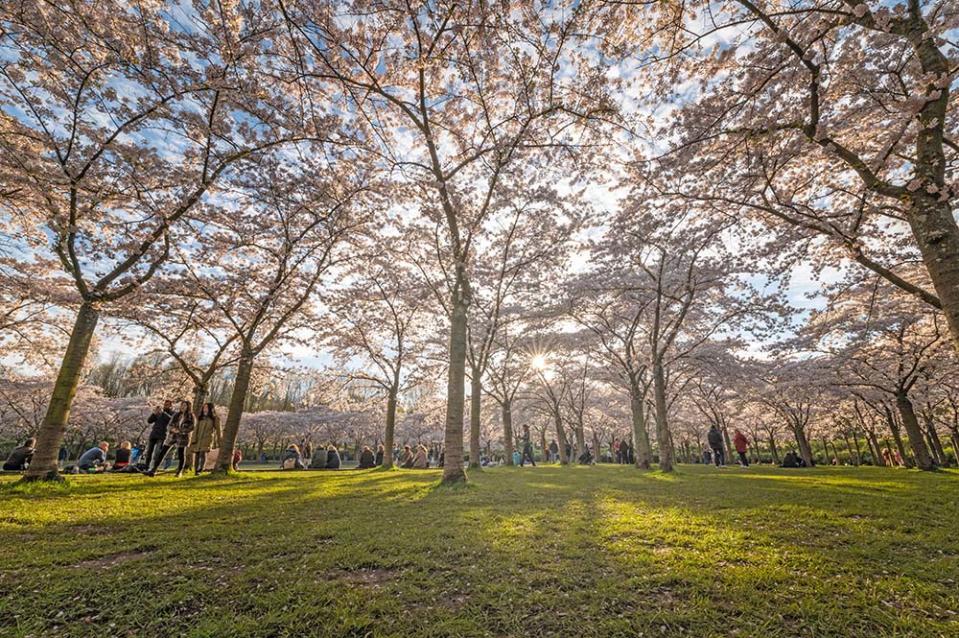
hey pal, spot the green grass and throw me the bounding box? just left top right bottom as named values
left=1, top=465, right=957, bottom=637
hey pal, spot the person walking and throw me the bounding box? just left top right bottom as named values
left=520, top=427, right=536, bottom=467
left=143, top=400, right=174, bottom=469
left=192, top=403, right=222, bottom=475
left=707, top=424, right=725, bottom=467
left=147, top=400, right=195, bottom=477
left=733, top=429, right=750, bottom=467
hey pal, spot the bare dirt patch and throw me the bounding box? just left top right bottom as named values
left=71, top=549, right=155, bottom=569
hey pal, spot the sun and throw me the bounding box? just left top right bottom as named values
left=530, top=353, right=548, bottom=371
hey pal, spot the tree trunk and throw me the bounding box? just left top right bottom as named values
left=468, top=372, right=482, bottom=469
left=895, top=392, right=936, bottom=471
left=502, top=400, right=514, bottom=466
left=554, top=407, right=569, bottom=465
left=865, top=431, right=883, bottom=466
left=793, top=424, right=814, bottom=467
left=383, top=388, right=397, bottom=468
left=629, top=384, right=651, bottom=469
left=23, top=302, right=100, bottom=481
left=652, top=361, right=673, bottom=472
left=922, top=412, right=948, bottom=467
left=906, top=194, right=959, bottom=355
left=884, top=405, right=912, bottom=467
left=216, top=350, right=254, bottom=473
left=441, top=298, right=468, bottom=484
left=768, top=433, right=780, bottom=464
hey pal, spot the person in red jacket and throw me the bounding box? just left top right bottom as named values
left=733, top=429, right=750, bottom=467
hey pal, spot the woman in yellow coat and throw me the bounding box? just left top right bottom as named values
left=192, top=402, right=222, bottom=475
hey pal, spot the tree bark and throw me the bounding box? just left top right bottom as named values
left=383, top=388, right=397, bottom=468
left=895, top=393, right=936, bottom=471
left=468, top=372, right=482, bottom=469
left=441, top=298, right=468, bottom=483
left=629, top=384, right=651, bottom=469
left=922, top=412, right=948, bottom=467
left=793, top=424, right=814, bottom=467
left=216, top=350, right=254, bottom=473
left=767, top=433, right=780, bottom=464
left=883, top=405, right=912, bottom=468
left=554, top=407, right=569, bottom=465
left=23, top=302, right=100, bottom=481
left=502, top=400, right=514, bottom=466
left=652, top=361, right=673, bottom=472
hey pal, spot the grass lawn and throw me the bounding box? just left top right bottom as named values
left=1, top=465, right=957, bottom=637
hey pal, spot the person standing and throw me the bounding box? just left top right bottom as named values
left=143, top=400, right=174, bottom=469
left=520, top=426, right=536, bottom=467
left=733, top=429, right=750, bottom=467
left=192, top=403, right=222, bottom=475
left=548, top=439, right=559, bottom=463
left=147, top=400, right=195, bottom=477
left=620, top=440, right=631, bottom=465
left=707, top=424, right=725, bottom=467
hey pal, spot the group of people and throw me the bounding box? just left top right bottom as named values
left=276, top=442, right=437, bottom=470
left=704, top=425, right=752, bottom=468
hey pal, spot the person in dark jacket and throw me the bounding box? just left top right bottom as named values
left=620, top=440, right=631, bottom=465
left=325, top=445, right=341, bottom=469
left=374, top=444, right=384, bottom=466
left=112, top=441, right=132, bottom=470
left=781, top=450, right=801, bottom=468
left=143, top=401, right=174, bottom=469
left=146, top=401, right=195, bottom=477
left=357, top=446, right=375, bottom=469
left=3, top=438, right=36, bottom=471
left=707, top=425, right=725, bottom=467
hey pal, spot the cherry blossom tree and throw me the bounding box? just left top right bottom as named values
left=1, top=2, right=322, bottom=480
left=275, top=0, right=612, bottom=483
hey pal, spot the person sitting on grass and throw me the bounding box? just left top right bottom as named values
left=400, top=445, right=415, bottom=469
left=112, top=441, right=132, bottom=471
left=3, top=437, right=36, bottom=471
left=781, top=450, right=801, bottom=468
left=77, top=442, right=110, bottom=473
left=281, top=444, right=305, bottom=470
left=412, top=444, right=429, bottom=469
left=325, top=445, right=341, bottom=469
left=374, top=444, right=384, bottom=466
left=232, top=448, right=243, bottom=471
left=357, top=446, right=375, bottom=469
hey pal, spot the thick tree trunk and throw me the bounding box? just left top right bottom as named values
left=895, top=393, right=936, bottom=471
left=629, top=385, right=651, bottom=469
left=441, top=298, right=468, bottom=483
left=502, top=400, right=514, bottom=466
left=23, top=302, right=100, bottom=481
left=383, top=388, right=397, bottom=468
left=652, top=361, right=673, bottom=472
left=907, top=195, right=959, bottom=355
left=793, top=424, right=814, bottom=467
left=216, top=351, right=254, bottom=473
left=468, top=372, right=482, bottom=469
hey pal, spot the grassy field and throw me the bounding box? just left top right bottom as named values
left=1, top=465, right=957, bottom=638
